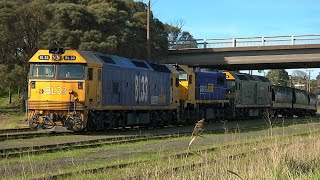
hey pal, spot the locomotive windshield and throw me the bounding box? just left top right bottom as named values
left=179, top=71, right=187, bottom=80
left=58, top=64, right=84, bottom=79
left=30, top=63, right=84, bottom=79
left=226, top=80, right=235, bottom=93
left=31, top=64, right=55, bottom=78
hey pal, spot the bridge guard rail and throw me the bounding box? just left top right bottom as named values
left=168, top=34, right=320, bottom=50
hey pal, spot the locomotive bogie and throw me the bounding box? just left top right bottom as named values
left=86, top=109, right=178, bottom=130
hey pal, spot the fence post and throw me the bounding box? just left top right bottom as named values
left=175, top=39, right=179, bottom=49
left=232, top=38, right=236, bottom=47
left=204, top=39, right=207, bottom=49
left=291, top=35, right=295, bottom=45
left=261, top=37, right=265, bottom=46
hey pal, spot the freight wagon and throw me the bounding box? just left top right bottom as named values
left=271, top=85, right=317, bottom=117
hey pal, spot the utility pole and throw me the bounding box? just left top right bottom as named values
left=147, top=0, right=151, bottom=60
left=306, top=70, right=313, bottom=92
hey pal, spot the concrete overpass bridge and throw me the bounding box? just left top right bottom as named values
left=163, top=34, right=320, bottom=70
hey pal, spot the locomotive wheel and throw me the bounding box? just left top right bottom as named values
left=72, top=120, right=84, bottom=132
left=41, top=118, right=55, bottom=129
left=29, top=117, right=39, bottom=130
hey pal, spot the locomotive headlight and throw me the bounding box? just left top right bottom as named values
left=78, top=82, right=83, bottom=89
left=31, top=81, right=36, bottom=89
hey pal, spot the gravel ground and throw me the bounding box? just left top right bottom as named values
left=1, top=118, right=320, bottom=178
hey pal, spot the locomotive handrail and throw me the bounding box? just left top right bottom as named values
left=168, top=34, right=320, bottom=50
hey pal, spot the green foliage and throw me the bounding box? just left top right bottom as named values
left=0, top=0, right=191, bottom=101
left=166, top=23, right=198, bottom=49
left=38, top=0, right=172, bottom=60
left=0, top=0, right=189, bottom=65
left=267, top=69, right=290, bottom=86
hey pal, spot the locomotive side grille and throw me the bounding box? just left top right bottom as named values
left=28, top=101, right=85, bottom=110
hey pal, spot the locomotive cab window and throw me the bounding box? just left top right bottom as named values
left=179, top=71, right=187, bottom=81
left=31, top=64, right=55, bottom=78
left=58, top=64, right=84, bottom=79
left=226, top=80, right=235, bottom=93
left=88, top=68, right=93, bottom=80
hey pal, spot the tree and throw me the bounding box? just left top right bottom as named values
left=292, top=70, right=307, bottom=79
left=0, top=0, right=25, bottom=66
left=176, top=31, right=198, bottom=49
left=165, top=21, right=197, bottom=49
left=0, top=0, right=195, bottom=105
left=0, top=64, right=28, bottom=104
left=267, top=69, right=290, bottom=86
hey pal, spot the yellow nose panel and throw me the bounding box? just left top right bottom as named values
left=29, top=80, right=85, bottom=102
left=224, top=72, right=235, bottom=80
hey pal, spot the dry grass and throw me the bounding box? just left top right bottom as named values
left=53, top=122, right=320, bottom=180
left=188, top=118, right=205, bottom=151
left=3, top=119, right=320, bottom=179
left=116, top=135, right=320, bottom=180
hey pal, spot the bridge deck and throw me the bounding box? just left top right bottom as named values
left=164, top=34, right=320, bottom=70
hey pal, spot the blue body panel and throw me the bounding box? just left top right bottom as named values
left=195, top=72, right=226, bottom=100
left=99, top=54, right=171, bottom=107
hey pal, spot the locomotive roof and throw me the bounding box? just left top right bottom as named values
left=29, top=50, right=101, bottom=65
left=30, top=50, right=172, bottom=73
left=225, top=71, right=270, bottom=82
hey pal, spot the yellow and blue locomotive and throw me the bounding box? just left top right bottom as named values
left=28, top=48, right=180, bottom=131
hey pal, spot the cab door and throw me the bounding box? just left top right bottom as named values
left=96, top=68, right=102, bottom=108
left=86, top=67, right=101, bottom=108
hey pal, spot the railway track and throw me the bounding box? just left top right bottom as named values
left=0, top=116, right=313, bottom=142
left=37, top=132, right=308, bottom=180
left=0, top=131, right=74, bottom=141
left=0, top=117, right=316, bottom=159
left=0, top=127, right=33, bottom=134
left=0, top=134, right=180, bottom=158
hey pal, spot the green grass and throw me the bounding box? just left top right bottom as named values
left=0, top=91, right=27, bottom=129
left=0, top=91, right=23, bottom=109
left=0, top=112, right=26, bottom=129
